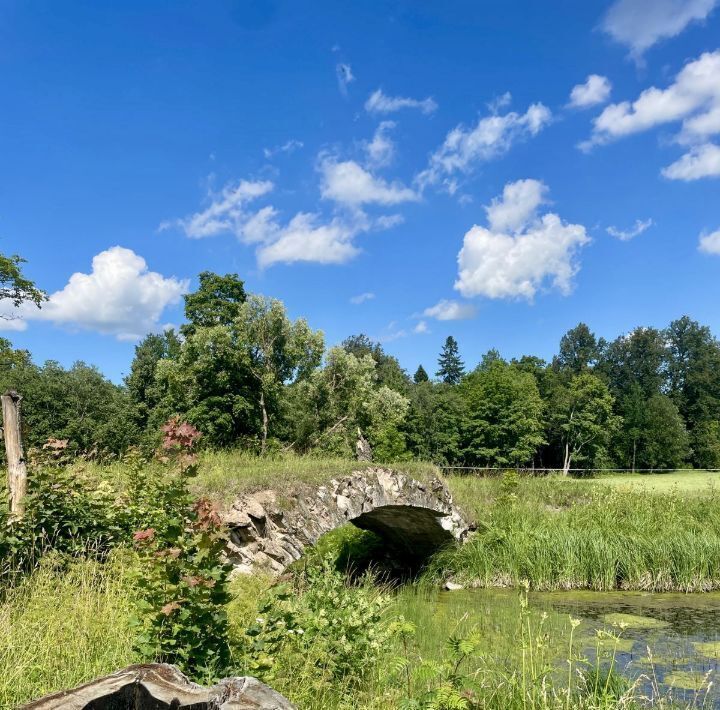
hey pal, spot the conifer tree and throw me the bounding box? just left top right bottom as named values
left=436, top=336, right=465, bottom=385
left=413, top=365, right=429, bottom=383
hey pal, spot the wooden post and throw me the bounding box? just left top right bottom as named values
left=1, top=390, right=27, bottom=519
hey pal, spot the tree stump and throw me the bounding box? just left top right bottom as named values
left=1, top=389, right=27, bottom=519
left=355, top=428, right=372, bottom=461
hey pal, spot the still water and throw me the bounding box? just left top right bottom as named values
left=400, top=587, right=720, bottom=706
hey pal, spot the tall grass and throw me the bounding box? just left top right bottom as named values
left=0, top=553, right=141, bottom=707
left=435, top=476, right=720, bottom=591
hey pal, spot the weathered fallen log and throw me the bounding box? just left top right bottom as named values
left=21, top=663, right=295, bottom=710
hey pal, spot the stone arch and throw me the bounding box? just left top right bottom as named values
left=222, top=468, right=469, bottom=575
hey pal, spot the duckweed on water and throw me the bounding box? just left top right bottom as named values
left=602, top=613, right=670, bottom=629
left=693, top=640, right=720, bottom=658
left=664, top=670, right=712, bottom=691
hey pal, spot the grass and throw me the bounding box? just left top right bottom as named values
left=0, top=552, right=141, bottom=708
left=436, top=475, right=720, bottom=591
left=593, top=470, right=720, bottom=494
left=64, top=451, right=441, bottom=505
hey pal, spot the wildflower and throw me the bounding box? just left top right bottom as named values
left=133, top=528, right=155, bottom=543
left=160, top=601, right=181, bottom=616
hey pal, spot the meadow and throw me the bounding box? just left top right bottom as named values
left=3, top=454, right=720, bottom=708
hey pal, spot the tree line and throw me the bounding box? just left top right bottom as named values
left=2, top=264, right=720, bottom=470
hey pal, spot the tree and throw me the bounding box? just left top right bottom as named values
left=597, top=327, right=667, bottom=401
left=413, top=365, right=429, bottom=383
left=555, top=323, right=599, bottom=374
left=0, top=252, right=46, bottom=314
left=639, top=394, right=690, bottom=470
left=436, top=336, right=464, bottom=385
left=552, top=373, right=618, bottom=475
left=342, top=334, right=409, bottom=392
left=287, top=347, right=409, bottom=460
left=181, top=272, right=246, bottom=336
left=234, top=295, right=324, bottom=454
left=460, top=360, right=545, bottom=466
left=404, top=381, right=464, bottom=464
left=126, top=330, right=182, bottom=428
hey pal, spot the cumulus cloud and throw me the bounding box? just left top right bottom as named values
left=350, top=292, right=375, bottom=304
left=484, top=179, right=548, bottom=233
left=263, top=139, right=303, bottom=159
left=699, top=228, right=720, bottom=254
left=319, top=157, right=419, bottom=206
left=607, top=218, right=654, bottom=240
left=255, top=213, right=364, bottom=268
left=569, top=75, right=612, bottom=108
left=601, top=0, right=717, bottom=60
left=662, top=142, right=720, bottom=179
left=423, top=299, right=477, bottom=321
left=416, top=102, right=552, bottom=189
left=584, top=51, right=720, bottom=180
left=364, top=121, right=396, bottom=168
left=336, top=63, right=355, bottom=96
left=454, top=179, right=590, bottom=300
left=414, top=320, right=429, bottom=334
left=588, top=51, right=720, bottom=145
left=0, top=247, right=188, bottom=340
left=365, top=88, right=438, bottom=115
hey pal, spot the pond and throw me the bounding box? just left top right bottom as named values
left=396, top=587, right=720, bottom=706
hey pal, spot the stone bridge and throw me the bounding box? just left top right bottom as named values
left=222, top=467, right=469, bottom=575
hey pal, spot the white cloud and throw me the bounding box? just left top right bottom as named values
left=587, top=51, right=720, bottom=146
left=601, top=0, right=717, bottom=60
left=365, top=88, right=438, bottom=115
left=414, top=320, right=429, bottom=334
left=250, top=211, right=368, bottom=268
left=350, top=292, right=375, bottom=304
left=662, top=142, right=720, bottom=179
left=455, top=180, right=590, bottom=300
left=699, top=228, right=720, bottom=254
left=165, top=176, right=396, bottom=269
left=364, top=121, right=396, bottom=168
left=485, top=179, right=548, bottom=233
left=423, top=299, right=477, bottom=321
left=0, top=247, right=188, bottom=340
left=607, top=218, right=654, bottom=240
left=336, top=63, right=355, bottom=96
left=164, top=179, right=274, bottom=239
left=569, top=75, right=612, bottom=108
left=263, top=139, right=303, bottom=159
left=320, top=158, right=419, bottom=206
left=416, top=102, right=552, bottom=189
left=585, top=51, right=720, bottom=179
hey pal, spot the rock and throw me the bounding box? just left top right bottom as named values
left=21, top=663, right=295, bottom=709
left=444, top=581, right=464, bottom=591
left=355, top=428, right=373, bottom=461
left=222, top=467, right=469, bottom=576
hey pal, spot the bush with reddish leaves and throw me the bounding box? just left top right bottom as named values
left=130, top=419, right=232, bottom=681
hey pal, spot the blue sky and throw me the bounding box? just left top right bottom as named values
left=2, top=0, right=720, bottom=382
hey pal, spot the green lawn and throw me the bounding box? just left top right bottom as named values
left=593, top=470, right=720, bottom=494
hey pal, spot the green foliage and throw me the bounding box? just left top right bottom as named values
left=555, top=323, right=600, bottom=374
left=243, top=556, right=391, bottom=693
left=0, top=252, right=45, bottom=311
left=129, top=421, right=232, bottom=680
left=0, top=359, right=138, bottom=457
left=551, top=373, right=619, bottom=472
left=436, top=336, right=465, bottom=385
left=460, top=360, right=545, bottom=466
left=342, top=333, right=410, bottom=392
left=414, top=364, right=430, bottom=383
left=404, top=382, right=464, bottom=464
left=181, top=271, right=247, bottom=336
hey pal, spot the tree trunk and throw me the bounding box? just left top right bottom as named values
left=562, top=442, right=571, bottom=476
left=259, top=391, right=268, bottom=456
left=1, top=390, right=27, bottom=520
